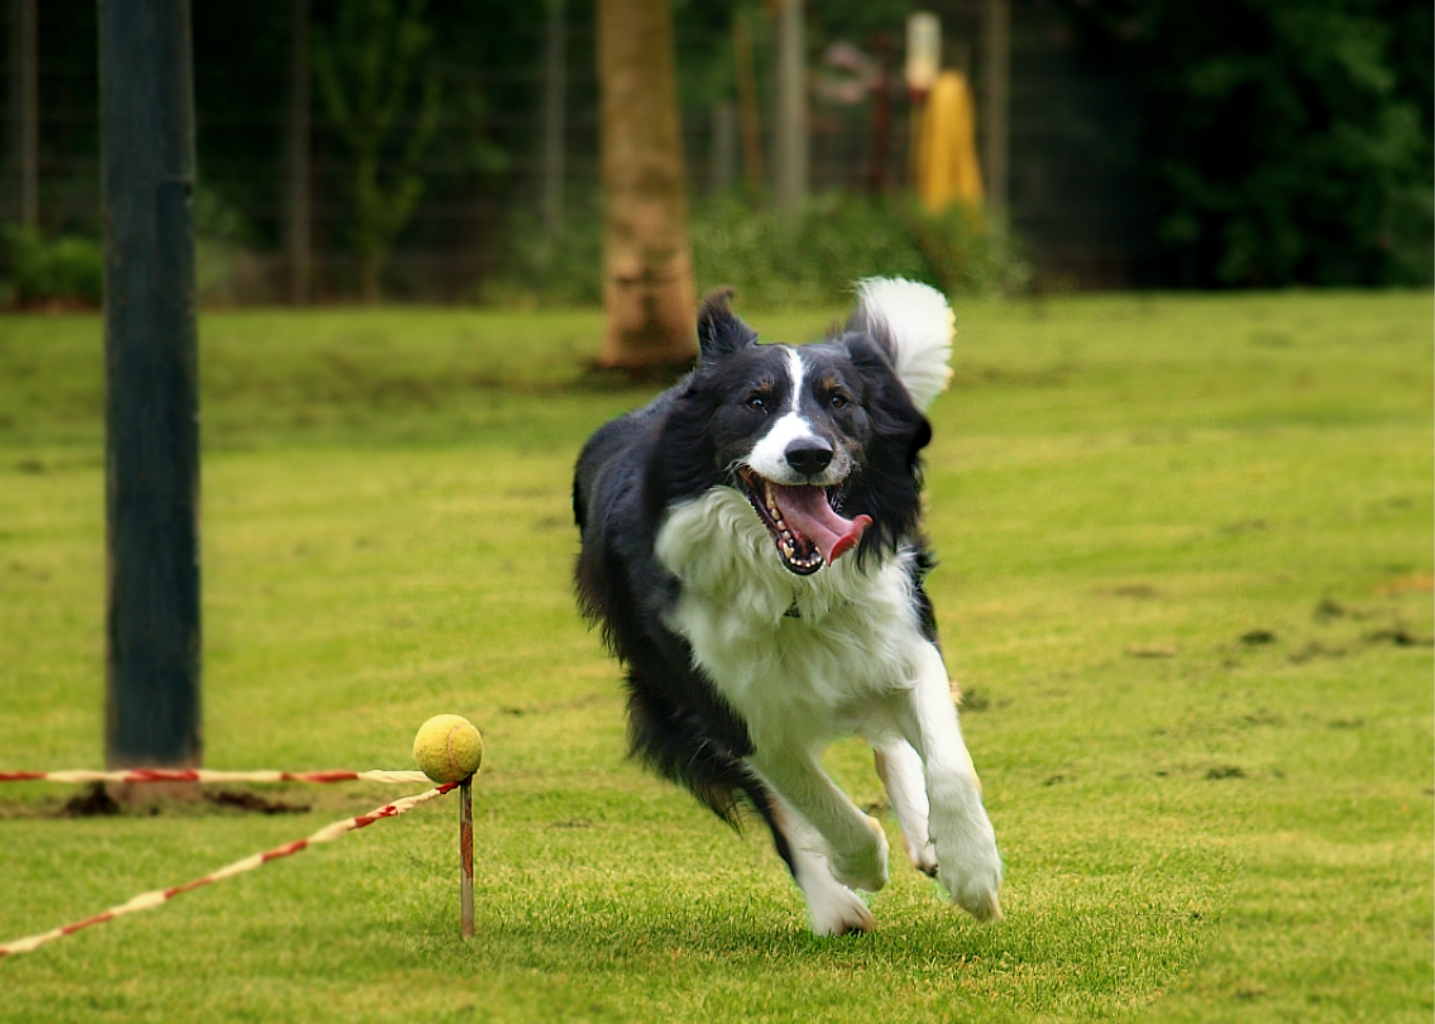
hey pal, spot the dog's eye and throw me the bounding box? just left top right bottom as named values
left=828, top=393, right=849, bottom=410
left=744, top=395, right=767, bottom=412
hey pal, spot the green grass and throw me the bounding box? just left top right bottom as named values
left=0, top=292, right=1430, bottom=1023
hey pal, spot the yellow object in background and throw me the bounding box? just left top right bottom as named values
left=916, top=70, right=985, bottom=215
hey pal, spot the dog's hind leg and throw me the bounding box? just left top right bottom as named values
left=873, top=741, right=938, bottom=877
left=625, top=685, right=872, bottom=936
left=750, top=784, right=873, bottom=937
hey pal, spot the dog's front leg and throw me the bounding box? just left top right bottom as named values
left=748, top=751, right=890, bottom=894
left=873, top=740, right=939, bottom=877
left=894, top=641, right=1003, bottom=921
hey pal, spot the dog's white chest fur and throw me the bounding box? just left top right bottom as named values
left=655, top=487, right=928, bottom=753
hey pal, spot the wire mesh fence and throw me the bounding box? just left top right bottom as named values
left=2, top=0, right=1153, bottom=304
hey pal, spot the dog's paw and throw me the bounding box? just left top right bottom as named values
left=829, top=815, right=890, bottom=893
left=807, top=884, right=874, bottom=937
left=907, top=837, right=939, bottom=878
left=935, top=825, right=1003, bottom=922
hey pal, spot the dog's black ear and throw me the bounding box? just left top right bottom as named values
left=848, top=335, right=930, bottom=465
left=845, top=334, right=897, bottom=378
left=697, top=288, right=757, bottom=364
left=843, top=306, right=900, bottom=367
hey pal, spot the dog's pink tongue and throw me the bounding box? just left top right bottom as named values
left=771, top=486, right=872, bottom=564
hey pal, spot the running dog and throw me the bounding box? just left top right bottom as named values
left=572, top=279, right=1001, bottom=935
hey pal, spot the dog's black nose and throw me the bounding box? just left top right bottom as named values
left=785, top=443, right=833, bottom=477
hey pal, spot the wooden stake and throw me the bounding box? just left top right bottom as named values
left=459, top=776, right=474, bottom=937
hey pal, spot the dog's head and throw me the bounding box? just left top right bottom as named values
left=648, top=279, right=954, bottom=576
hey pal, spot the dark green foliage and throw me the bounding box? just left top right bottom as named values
left=0, top=226, right=103, bottom=308
left=189, top=1, right=514, bottom=264
left=14, top=0, right=1425, bottom=296
left=692, top=195, right=1029, bottom=306
left=1062, top=0, right=1433, bottom=286
left=691, top=194, right=928, bottom=307
left=480, top=197, right=606, bottom=307
left=485, top=192, right=1029, bottom=308
left=190, top=4, right=290, bottom=251
left=313, top=0, right=443, bottom=300
left=897, top=201, right=1032, bottom=300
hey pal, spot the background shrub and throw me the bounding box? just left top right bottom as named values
left=485, top=192, right=1030, bottom=309
left=0, top=226, right=104, bottom=308
left=1062, top=0, right=1433, bottom=287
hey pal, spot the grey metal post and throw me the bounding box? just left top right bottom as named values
left=772, top=0, right=807, bottom=213
left=100, top=0, right=202, bottom=770
left=9, top=0, right=38, bottom=226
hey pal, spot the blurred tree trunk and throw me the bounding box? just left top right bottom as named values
left=772, top=0, right=807, bottom=214
left=732, top=10, right=763, bottom=197
left=596, top=0, right=696, bottom=369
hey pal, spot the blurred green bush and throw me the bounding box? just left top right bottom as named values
left=0, top=225, right=104, bottom=308
left=1062, top=0, right=1432, bottom=287
left=483, top=192, right=1030, bottom=309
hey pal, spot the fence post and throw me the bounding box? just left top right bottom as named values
left=772, top=0, right=807, bottom=213
left=542, top=0, right=566, bottom=240
left=8, top=0, right=39, bottom=226
left=285, top=0, right=312, bottom=304
left=100, top=0, right=202, bottom=777
left=982, top=0, right=1010, bottom=238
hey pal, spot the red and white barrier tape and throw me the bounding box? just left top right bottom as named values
left=0, top=768, right=431, bottom=785
left=0, top=782, right=457, bottom=959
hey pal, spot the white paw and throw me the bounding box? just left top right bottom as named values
left=807, top=884, right=874, bottom=937
left=935, top=823, right=1003, bottom=922
left=829, top=815, right=890, bottom=893
left=907, top=838, right=939, bottom=878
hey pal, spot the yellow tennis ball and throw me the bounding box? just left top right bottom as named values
left=412, top=714, right=484, bottom=783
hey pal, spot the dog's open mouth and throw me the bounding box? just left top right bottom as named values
left=739, top=469, right=873, bottom=575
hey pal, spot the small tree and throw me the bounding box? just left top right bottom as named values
left=314, top=0, right=440, bottom=302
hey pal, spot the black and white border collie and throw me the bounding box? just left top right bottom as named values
left=573, top=278, right=1002, bottom=936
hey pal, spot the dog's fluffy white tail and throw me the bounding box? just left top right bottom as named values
left=852, top=278, right=954, bottom=411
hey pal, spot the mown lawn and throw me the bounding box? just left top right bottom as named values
left=0, top=292, right=1430, bottom=1023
